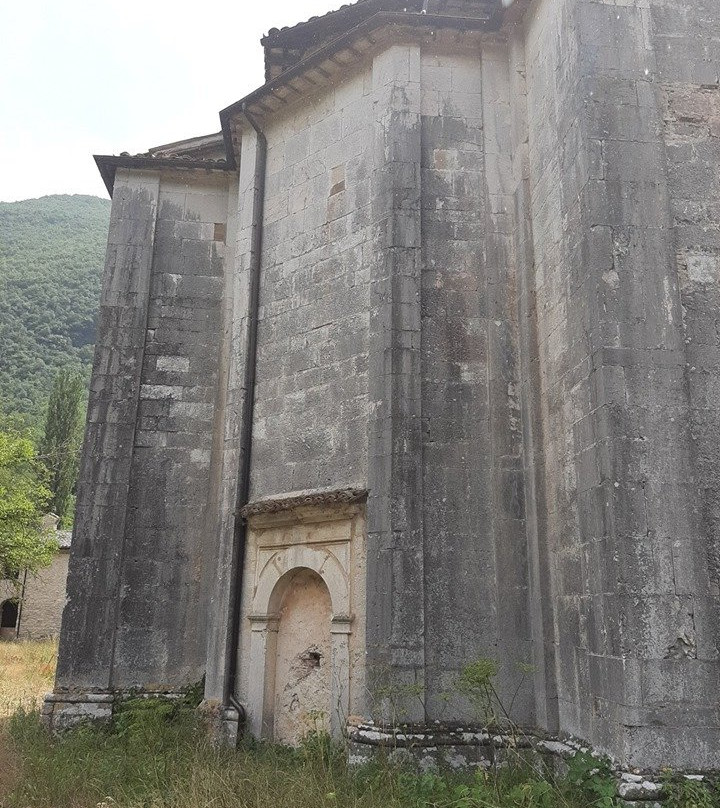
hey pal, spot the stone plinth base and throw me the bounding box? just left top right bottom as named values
left=219, top=706, right=241, bottom=747
left=42, top=692, right=114, bottom=731
left=41, top=690, right=196, bottom=734
left=347, top=722, right=713, bottom=806
left=42, top=690, right=241, bottom=749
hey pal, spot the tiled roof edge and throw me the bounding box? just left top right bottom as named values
left=94, top=154, right=232, bottom=197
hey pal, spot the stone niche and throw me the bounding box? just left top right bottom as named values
left=237, top=490, right=366, bottom=745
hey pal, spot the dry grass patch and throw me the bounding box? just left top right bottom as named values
left=0, top=641, right=54, bottom=803
left=0, top=639, right=57, bottom=716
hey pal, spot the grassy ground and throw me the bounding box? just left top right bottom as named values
left=0, top=642, right=716, bottom=808
left=0, top=639, right=57, bottom=717
left=2, top=705, right=614, bottom=808
left=0, top=640, right=57, bottom=801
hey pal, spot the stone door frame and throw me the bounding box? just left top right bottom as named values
left=245, top=544, right=352, bottom=740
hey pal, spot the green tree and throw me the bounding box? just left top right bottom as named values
left=0, top=427, right=56, bottom=579
left=40, top=369, right=85, bottom=526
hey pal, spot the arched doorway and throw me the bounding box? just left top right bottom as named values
left=243, top=543, right=353, bottom=743
left=0, top=599, right=18, bottom=640
left=267, top=568, right=332, bottom=744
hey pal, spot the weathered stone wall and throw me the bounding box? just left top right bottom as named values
left=365, top=42, right=426, bottom=720
left=658, top=0, right=720, bottom=769
left=57, top=168, right=232, bottom=691
left=51, top=0, right=720, bottom=774
left=18, top=553, right=69, bottom=639
left=111, top=172, right=230, bottom=688
left=520, top=0, right=720, bottom=770
left=249, top=69, right=374, bottom=497
left=521, top=0, right=599, bottom=751
left=57, top=170, right=162, bottom=690
left=418, top=43, right=531, bottom=723
left=225, top=71, right=373, bottom=734
left=357, top=37, right=534, bottom=727
left=216, top=40, right=534, bottom=733
left=201, top=146, right=247, bottom=704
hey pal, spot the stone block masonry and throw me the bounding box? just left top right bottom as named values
left=49, top=0, right=720, bottom=779
left=516, top=0, right=720, bottom=771
left=56, top=169, right=232, bottom=698
left=249, top=69, right=374, bottom=498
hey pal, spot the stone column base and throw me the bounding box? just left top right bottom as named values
left=347, top=722, right=712, bottom=806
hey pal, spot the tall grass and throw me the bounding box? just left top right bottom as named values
left=0, top=639, right=57, bottom=717
left=0, top=644, right=714, bottom=808
left=0, top=639, right=58, bottom=801
left=0, top=698, right=628, bottom=808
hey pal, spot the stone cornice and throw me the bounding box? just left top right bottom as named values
left=240, top=487, right=367, bottom=518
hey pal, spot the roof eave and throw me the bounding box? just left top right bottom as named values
left=94, top=154, right=232, bottom=197
left=146, top=131, right=225, bottom=159
left=261, top=0, right=414, bottom=77
left=220, top=9, right=499, bottom=151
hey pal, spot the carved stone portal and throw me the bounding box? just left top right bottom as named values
left=238, top=491, right=366, bottom=745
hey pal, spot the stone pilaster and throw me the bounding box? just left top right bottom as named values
left=203, top=129, right=261, bottom=706
left=366, top=43, right=425, bottom=722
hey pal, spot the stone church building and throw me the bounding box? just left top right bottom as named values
left=46, top=0, right=720, bottom=778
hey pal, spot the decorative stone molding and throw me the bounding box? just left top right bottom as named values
left=240, top=487, right=367, bottom=518
left=244, top=543, right=354, bottom=740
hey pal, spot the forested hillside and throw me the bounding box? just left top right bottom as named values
left=0, top=195, right=110, bottom=425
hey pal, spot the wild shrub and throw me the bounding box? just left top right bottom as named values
left=565, top=750, right=618, bottom=808
left=456, top=657, right=500, bottom=726
left=663, top=773, right=720, bottom=808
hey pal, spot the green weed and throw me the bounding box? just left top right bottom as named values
left=565, top=750, right=618, bottom=808
left=456, top=657, right=500, bottom=727
left=0, top=704, right=626, bottom=808
left=663, top=772, right=720, bottom=808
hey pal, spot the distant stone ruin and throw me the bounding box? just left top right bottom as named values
left=1, top=517, right=71, bottom=641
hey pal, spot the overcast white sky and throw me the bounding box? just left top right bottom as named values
left=0, top=0, right=348, bottom=202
